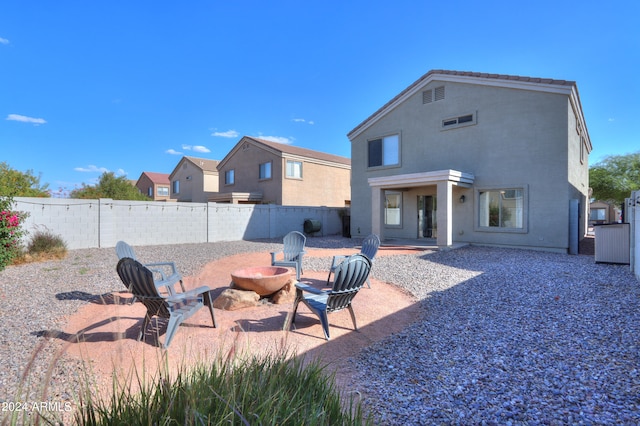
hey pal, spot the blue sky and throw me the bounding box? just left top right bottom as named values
left=1, top=1, right=638, bottom=197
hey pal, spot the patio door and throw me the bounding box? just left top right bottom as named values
left=418, top=195, right=437, bottom=238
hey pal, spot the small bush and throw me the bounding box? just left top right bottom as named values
left=12, top=227, right=68, bottom=265
left=27, top=227, right=67, bottom=255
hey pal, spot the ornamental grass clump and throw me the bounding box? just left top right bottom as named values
left=74, top=353, right=371, bottom=425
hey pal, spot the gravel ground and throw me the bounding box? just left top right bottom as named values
left=1, top=238, right=639, bottom=425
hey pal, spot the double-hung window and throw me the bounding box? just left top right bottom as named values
left=368, top=134, right=399, bottom=168
left=157, top=186, right=169, bottom=196
left=478, top=188, right=525, bottom=230
left=172, top=180, right=180, bottom=194
left=259, top=162, right=272, bottom=180
left=286, top=160, right=302, bottom=179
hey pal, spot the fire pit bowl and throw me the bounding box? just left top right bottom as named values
left=230, top=266, right=292, bottom=296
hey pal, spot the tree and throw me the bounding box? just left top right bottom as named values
left=71, top=172, right=151, bottom=200
left=589, top=151, right=640, bottom=205
left=0, top=162, right=50, bottom=197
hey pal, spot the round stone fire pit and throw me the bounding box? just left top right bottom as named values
left=230, top=266, right=291, bottom=296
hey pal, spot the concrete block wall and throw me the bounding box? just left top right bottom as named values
left=15, top=197, right=100, bottom=249
left=12, top=197, right=344, bottom=249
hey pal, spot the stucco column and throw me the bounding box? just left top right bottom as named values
left=371, top=187, right=383, bottom=241
left=436, top=181, right=453, bottom=247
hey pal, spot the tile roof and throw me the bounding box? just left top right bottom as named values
left=141, top=172, right=170, bottom=184
left=184, top=156, right=219, bottom=171
left=245, top=136, right=351, bottom=166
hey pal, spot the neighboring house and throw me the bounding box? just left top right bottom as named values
left=135, top=172, right=172, bottom=201
left=212, top=136, right=351, bottom=206
left=348, top=69, right=592, bottom=253
left=169, top=156, right=219, bottom=202
left=589, top=200, right=620, bottom=225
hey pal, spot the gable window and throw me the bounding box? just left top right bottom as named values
left=157, top=186, right=169, bottom=196
left=368, top=134, right=399, bottom=168
left=384, top=191, right=402, bottom=227
left=286, top=160, right=302, bottom=179
left=259, top=162, right=272, bottom=180
left=225, top=169, right=235, bottom=185
left=478, top=188, right=525, bottom=230
left=441, top=112, right=476, bottom=130
left=172, top=180, right=180, bottom=194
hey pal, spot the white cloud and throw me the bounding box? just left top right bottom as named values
left=6, top=114, right=47, bottom=125
left=211, top=129, right=239, bottom=138
left=608, top=118, right=615, bottom=122
left=115, top=168, right=127, bottom=176
left=192, top=145, right=211, bottom=153
left=257, top=135, right=294, bottom=145
left=292, top=118, right=314, bottom=125
left=74, top=165, right=109, bottom=173
left=181, top=144, right=211, bottom=153
left=0, top=37, right=9, bottom=45
left=166, top=149, right=183, bottom=155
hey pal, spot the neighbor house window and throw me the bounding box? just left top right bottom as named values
left=157, top=186, right=169, bottom=196
left=368, top=134, right=399, bottom=168
left=148, top=187, right=153, bottom=197
left=286, top=160, right=302, bottom=179
left=172, top=180, right=180, bottom=194
left=478, top=188, right=524, bottom=229
left=259, top=162, right=272, bottom=179
left=590, top=208, right=606, bottom=221
left=225, top=169, right=235, bottom=185
left=384, top=191, right=402, bottom=227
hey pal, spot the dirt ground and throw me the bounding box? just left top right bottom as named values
left=56, top=246, right=425, bottom=396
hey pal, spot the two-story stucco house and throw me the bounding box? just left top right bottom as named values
left=212, top=136, right=351, bottom=206
left=135, top=172, right=172, bottom=201
left=348, top=70, right=592, bottom=253
left=169, top=156, right=219, bottom=202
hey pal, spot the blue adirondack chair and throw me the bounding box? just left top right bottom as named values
left=116, top=257, right=216, bottom=348
left=327, top=234, right=380, bottom=288
left=116, top=241, right=185, bottom=296
left=286, top=253, right=371, bottom=340
left=271, top=231, right=307, bottom=280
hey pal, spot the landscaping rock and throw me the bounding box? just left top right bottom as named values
left=213, top=288, right=260, bottom=310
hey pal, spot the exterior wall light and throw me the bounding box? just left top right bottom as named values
left=459, top=195, right=466, bottom=203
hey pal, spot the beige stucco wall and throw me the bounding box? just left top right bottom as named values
left=171, top=161, right=219, bottom=202
left=218, top=143, right=350, bottom=207
left=280, top=158, right=351, bottom=207
left=350, top=79, right=590, bottom=252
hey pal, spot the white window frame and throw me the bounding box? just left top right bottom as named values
left=368, top=133, right=400, bottom=169
left=476, top=185, right=528, bottom=233
left=286, top=160, right=303, bottom=179
left=157, top=186, right=169, bottom=197
left=441, top=111, right=477, bottom=131
left=384, top=190, right=402, bottom=227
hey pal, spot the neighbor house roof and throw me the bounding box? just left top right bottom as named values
left=348, top=69, right=587, bottom=142
left=169, top=156, right=220, bottom=179
left=140, top=172, right=170, bottom=184
left=218, top=136, right=351, bottom=169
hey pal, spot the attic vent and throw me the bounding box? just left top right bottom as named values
left=422, top=90, right=433, bottom=104
left=422, top=86, right=445, bottom=104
